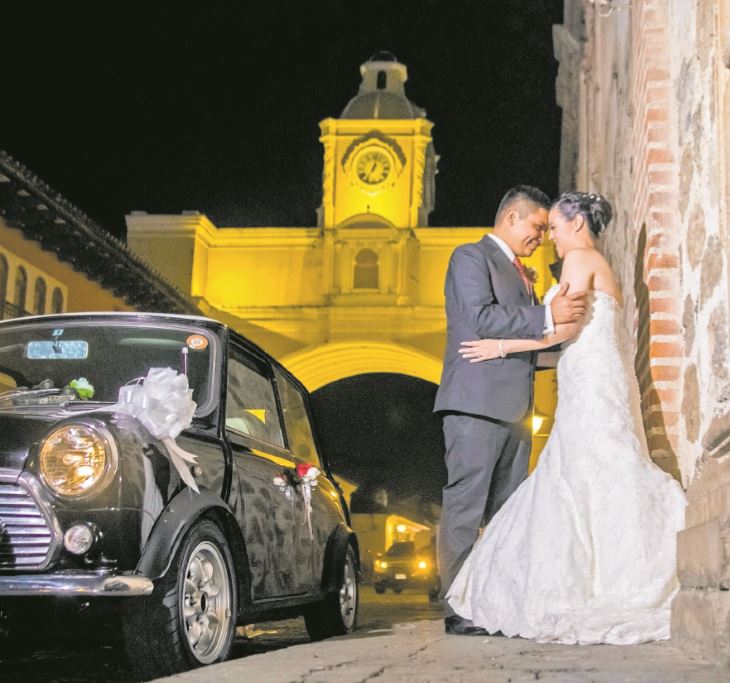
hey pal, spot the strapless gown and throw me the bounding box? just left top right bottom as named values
left=446, top=288, right=686, bottom=644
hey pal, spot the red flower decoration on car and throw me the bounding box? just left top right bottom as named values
left=296, top=463, right=311, bottom=478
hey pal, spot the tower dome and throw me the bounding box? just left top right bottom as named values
left=341, top=53, right=426, bottom=119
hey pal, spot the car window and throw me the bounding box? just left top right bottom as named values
left=274, top=367, right=322, bottom=468
left=0, top=322, right=216, bottom=413
left=226, top=346, right=284, bottom=449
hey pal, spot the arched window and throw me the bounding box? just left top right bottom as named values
left=33, top=277, right=47, bottom=315
left=51, top=287, right=64, bottom=314
left=14, top=267, right=27, bottom=316
left=353, top=249, right=379, bottom=289
left=0, top=255, right=8, bottom=319
left=377, top=70, right=387, bottom=90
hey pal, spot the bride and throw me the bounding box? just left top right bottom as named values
left=446, top=191, right=686, bottom=645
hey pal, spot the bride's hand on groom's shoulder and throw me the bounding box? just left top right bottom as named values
left=459, top=339, right=502, bottom=363
left=550, top=283, right=589, bottom=324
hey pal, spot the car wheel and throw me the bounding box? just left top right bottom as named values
left=304, top=546, right=358, bottom=641
left=393, top=587, right=403, bottom=594
left=374, top=584, right=386, bottom=594
left=122, top=519, right=237, bottom=678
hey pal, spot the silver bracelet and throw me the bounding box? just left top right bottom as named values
left=499, top=339, right=506, bottom=358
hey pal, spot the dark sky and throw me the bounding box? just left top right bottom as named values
left=1, top=0, right=563, bottom=238
left=1, top=1, right=563, bottom=508
left=312, top=374, right=445, bottom=507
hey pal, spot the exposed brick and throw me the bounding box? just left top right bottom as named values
left=655, top=387, right=680, bottom=404
left=646, top=274, right=676, bottom=291
left=646, top=85, right=672, bottom=104
left=647, top=233, right=669, bottom=250
left=646, top=108, right=670, bottom=123
left=647, top=127, right=670, bottom=144
left=646, top=67, right=670, bottom=81
left=648, top=297, right=679, bottom=314
left=649, top=361, right=681, bottom=378
left=644, top=408, right=679, bottom=430
left=647, top=252, right=678, bottom=269
left=650, top=341, right=683, bottom=357
left=647, top=169, right=674, bottom=186
left=647, top=189, right=675, bottom=206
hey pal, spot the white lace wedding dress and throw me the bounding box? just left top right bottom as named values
left=446, top=287, right=686, bottom=645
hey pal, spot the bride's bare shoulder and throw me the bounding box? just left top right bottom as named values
left=564, top=247, right=601, bottom=259
left=562, top=247, right=602, bottom=267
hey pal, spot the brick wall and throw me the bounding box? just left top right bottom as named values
left=555, top=0, right=730, bottom=663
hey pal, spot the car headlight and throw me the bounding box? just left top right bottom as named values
left=376, top=560, right=388, bottom=570
left=39, top=423, right=116, bottom=497
left=417, top=560, right=428, bottom=570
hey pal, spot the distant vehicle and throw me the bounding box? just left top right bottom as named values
left=373, top=541, right=440, bottom=600
left=0, top=312, right=360, bottom=677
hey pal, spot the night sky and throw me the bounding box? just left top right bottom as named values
left=1, top=0, right=563, bottom=236
left=2, top=1, right=563, bottom=508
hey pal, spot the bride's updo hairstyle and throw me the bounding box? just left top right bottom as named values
left=552, top=191, right=614, bottom=237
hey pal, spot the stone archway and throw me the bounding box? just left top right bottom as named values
left=280, top=340, right=442, bottom=392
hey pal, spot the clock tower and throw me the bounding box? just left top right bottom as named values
left=318, top=52, right=437, bottom=230
left=318, top=52, right=438, bottom=303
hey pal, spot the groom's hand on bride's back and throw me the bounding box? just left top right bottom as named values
left=550, top=283, right=589, bottom=324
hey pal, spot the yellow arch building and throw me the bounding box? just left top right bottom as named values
left=126, top=53, right=557, bottom=467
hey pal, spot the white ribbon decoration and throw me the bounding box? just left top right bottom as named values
left=300, top=467, right=320, bottom=540
left=107, top=368, right=200, bottom=492
left=272, top=465, right=321, bottom=539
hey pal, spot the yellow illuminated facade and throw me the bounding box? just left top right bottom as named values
left=0, top=218, right=130, bottom=317
left=126, top=54, right=557, bottom=468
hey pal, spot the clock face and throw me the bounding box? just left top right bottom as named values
left=355, top=149, right=392, bottom=186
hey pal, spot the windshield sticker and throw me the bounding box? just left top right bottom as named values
left=186, top=334, right=208, bottom=351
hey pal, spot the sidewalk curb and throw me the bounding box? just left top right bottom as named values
left=152, top=620, right=725, bottom=683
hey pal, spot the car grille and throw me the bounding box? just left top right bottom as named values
left=0, top=482, right=54, bottom=570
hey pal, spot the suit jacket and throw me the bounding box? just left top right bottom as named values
left=434, top=235, right=546, bottom=423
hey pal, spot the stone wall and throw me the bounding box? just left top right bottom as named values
left=554, top=0, right=730, bottom=664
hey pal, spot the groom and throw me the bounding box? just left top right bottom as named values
left=434, top=185, right=587, bottom=635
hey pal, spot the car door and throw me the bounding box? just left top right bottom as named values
left=273, top=367, right=346, bottom=590
left=225, top=342, right=309, bottom=598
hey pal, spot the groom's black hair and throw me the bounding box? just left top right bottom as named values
left=494, top=185, right=550, bottom=225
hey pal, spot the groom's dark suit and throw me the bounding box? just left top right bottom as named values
left=434, top=234, right=546, bottom=616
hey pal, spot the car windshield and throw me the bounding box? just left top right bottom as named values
left=0, top=321, right=216, bottom=412
left=385, top=542, right=416, bottom=557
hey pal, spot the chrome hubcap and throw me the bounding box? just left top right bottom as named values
left=339, top=556, right=357, bottom=629
left=182, top=541, right=231, bottom=664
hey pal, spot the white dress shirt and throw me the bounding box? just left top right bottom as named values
left=488, top=233, right=555, bottom=334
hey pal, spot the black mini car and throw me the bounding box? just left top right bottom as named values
left=0, top=313, right=359, bottom=677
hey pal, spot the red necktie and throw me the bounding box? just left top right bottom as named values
left=512, top=257, right=533, bottom=297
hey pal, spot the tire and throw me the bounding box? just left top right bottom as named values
left=122, top=519, right=237, bottom=680
left=374, top=584, right=386, bottom=594
left=393, top=587, right=403, bottom=594
left=304, top=546, right=358, bottom=641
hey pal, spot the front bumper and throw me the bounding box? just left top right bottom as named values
left=0, top=572, right=154, bottom=596
left=373, top=571, right=437, bottom=587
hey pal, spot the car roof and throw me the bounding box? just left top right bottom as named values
left=0, top=312, right=312, bottom=397
left=0, top=311, right=222, bottom=327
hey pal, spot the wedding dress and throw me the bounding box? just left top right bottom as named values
left=446, top=287, right=686, bottom=645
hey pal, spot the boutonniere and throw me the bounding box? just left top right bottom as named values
left=524, top=266, right=539, bottom=285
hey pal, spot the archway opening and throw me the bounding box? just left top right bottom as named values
left=311, top=373, right=445, bottom=581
